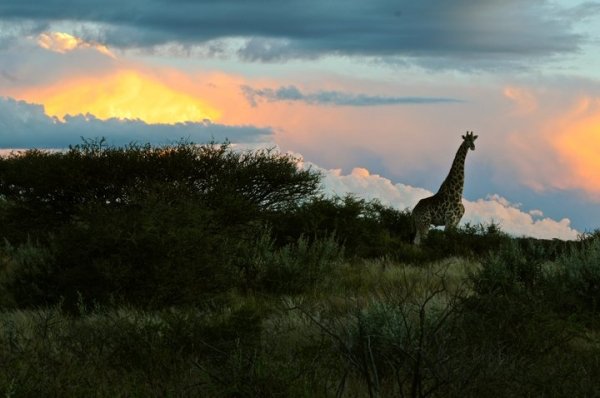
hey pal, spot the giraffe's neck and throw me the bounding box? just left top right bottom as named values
left=438, top=141, right=469, bottom=199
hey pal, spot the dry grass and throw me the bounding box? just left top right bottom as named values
left=1, top=256, right=599, bottom=397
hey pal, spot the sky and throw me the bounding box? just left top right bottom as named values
left=1, top=0, right=600, bottom=240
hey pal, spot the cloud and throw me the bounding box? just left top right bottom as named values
left=11, top=69, right=222, bottom=124
left=503, top=86, right=538, bottom=114
left=0, top=20, right=47, bottom=49
left=548, top=97, right=600, bottom=198
left=241, top=85, right=463, bottom=107
left=0, top=97, right=272, bottom=148
left=37, top=31, right=116, bottom=58
left=562, top=2, right=600, bottom=21
left=529, top=209, right=544, bottom=218
left=0, top=0, right=587, bottom=67
left=307, top=164, right=579, bottom=240
left=0, top=33, right=117, bottom=89
left=317, top=166, right=431, bottom=211
left=500, top=79, right=600, bottom=200
left=464, top=195, right=578, bottom=240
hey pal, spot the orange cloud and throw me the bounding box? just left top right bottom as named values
left=501, top=85, right=600, bottom=201
left=14, top=69, right=221, bottom=124
left=38, top=32, right=116, bottom=59
left=551, top=97, right=600, bottom=195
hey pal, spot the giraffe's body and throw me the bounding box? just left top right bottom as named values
left=412, top=132, right=477, bottom=245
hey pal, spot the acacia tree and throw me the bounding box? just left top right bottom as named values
left=0, top=140, right=321, bottom=242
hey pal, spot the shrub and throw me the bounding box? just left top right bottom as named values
left=269, top=195, right=414, bottom=258
left=552, top=235, right=600, bottom=315
left=423, top=222, right=512, bottom=260
left=0, top=304, right=267, bottom=397
left=239, top=230, right=344, bottom=294
left=0, top=240, right=57, bottom=308
left=471, top=240, right=547, bottom=297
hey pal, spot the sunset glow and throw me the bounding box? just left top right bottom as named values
left=14, top=70, right=221, bottom=124
left=553, top=97, right=600, bottom=195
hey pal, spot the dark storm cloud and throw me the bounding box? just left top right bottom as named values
left=0, top=0, right=589, bottom=63
left=0, top=97, right=272, bottom=148
left=241, top=85, right=463, bottom=107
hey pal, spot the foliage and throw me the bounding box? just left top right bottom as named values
left=327, top=265, right=469, bottom=397
left=471, top=240, right=545, bottom=297
left=0, top=304, right=267, bottom=397
left=550, top=234, right=600, bottom=317
left=0, top=255, right=597, bottom=397
left=0, top=140, right=320, bottom=244
left=421, top=222, right=511, bottom=259
left=0, top=240, right=56, bottom=308
left=270, top=195, right=414, bottom=258
left=238, top=229, right=344, bottom=294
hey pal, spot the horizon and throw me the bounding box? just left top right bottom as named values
left=2, top=0, right=600, bottom=239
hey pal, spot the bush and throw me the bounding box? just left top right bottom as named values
left=269, top=195, right=414, bottom=258
left=552, top=235, right=600, bottom=315
left=49, top=195, right=240, bottom=309
left=5, top=193, right=246, bottom=310
left=0, top=304, right=267, bottom=397
left=238, top=230, right=344, bottom=294
left=0, top=240, right=57, bottom=308
left=471, top=240, right=546, bottom=297
left=422, top=222, right=512, bottom=260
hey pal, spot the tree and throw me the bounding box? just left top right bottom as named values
left=0, top=140, right=321, bottom=243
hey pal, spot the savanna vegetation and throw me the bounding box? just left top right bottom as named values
left=0, top=140, right=598, bottom=397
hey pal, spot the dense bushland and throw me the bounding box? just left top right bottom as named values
left=0, top=140, right=325, bottom=309
left=0, top=141, right=599, bottom=397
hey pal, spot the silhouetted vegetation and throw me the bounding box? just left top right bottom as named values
left=0, top=141, right=598, bottom=397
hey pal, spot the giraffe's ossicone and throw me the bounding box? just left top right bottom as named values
left=411, top=131, right=478, bottom=245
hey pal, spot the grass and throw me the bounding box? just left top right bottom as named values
left=1, top=254, right=599, bottom=397
left=0, top=257, right=474, bottom=397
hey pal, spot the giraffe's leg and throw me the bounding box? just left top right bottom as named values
left=414, top=222, right=429, bottom=245
left=411, top=203, right=431, bottom=245
left=445, top=217, right=459, bottom=230
left=444, top=217, right=460, bottom=232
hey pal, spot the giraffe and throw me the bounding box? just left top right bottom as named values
left=411, top=131, right=478, bottom=245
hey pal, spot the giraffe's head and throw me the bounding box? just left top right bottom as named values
left=461, top=131, right=478, bottom=151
